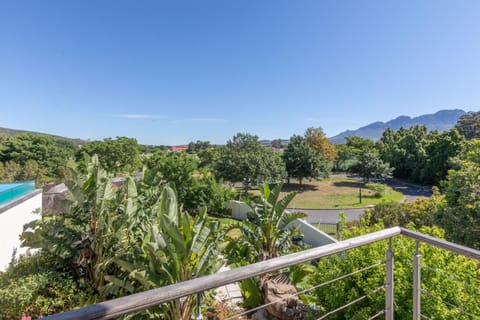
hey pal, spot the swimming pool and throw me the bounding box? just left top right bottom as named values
left=0, top=181, right=36, bottom=206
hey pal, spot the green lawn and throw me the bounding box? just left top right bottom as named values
left=282, top=177, right=403, bottom=209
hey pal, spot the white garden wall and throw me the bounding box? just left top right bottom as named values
left=0, top=190, right=42, bottom=271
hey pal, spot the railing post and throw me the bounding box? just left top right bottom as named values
left=413, top=240, right=421, bottom=320
left=195, top=292, right=203, bottom=320
left=385, top=238, right=394, bottom=320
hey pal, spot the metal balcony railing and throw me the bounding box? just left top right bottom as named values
left=41, top=227, right=480, bottom=320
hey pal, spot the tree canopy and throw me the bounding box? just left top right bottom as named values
left=305, top=127, right=337, bottom=161
left=187, top=140, right=211, bottom=153
left=455, top=111, right=480, bottom=140
left=0, top=133, right=76, bottom=177
left=435, top=141, right=480, bottom=249
left=77, top=136, right=140, bottom=174
left=146, top=151, right=235, bottom=214
left=378, top=126, right=463, bottom=185
left=214, top=133, right=286, bottom=192
left=349, top=150, right=393, bottom=182
left=282, top=135, right=327, bottom=184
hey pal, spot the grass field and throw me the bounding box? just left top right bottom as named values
left=281, top=177, right=403, bottom=209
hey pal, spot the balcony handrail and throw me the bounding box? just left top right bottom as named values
left=399, top=227, right=480, bottom=260
left=41, top=226, right=480, bottom=320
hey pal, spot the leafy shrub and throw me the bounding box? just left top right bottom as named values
left=365, top=182, right=387, bottom=197
left=307, top=215, right=480, bottom=319
left=369, top=191, right=443, bottom=228
left=0, top=271, right=87, bottom=319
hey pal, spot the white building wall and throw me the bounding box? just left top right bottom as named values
left=0, top=192, right=42, bottom=271
left=225, top=200, right=251, bottom=220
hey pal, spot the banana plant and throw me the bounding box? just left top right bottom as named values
left=21, top=154, right=118, bottom=295
left=104, top=186, right=223, bottom=319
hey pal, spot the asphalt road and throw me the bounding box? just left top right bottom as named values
left=289, top=177, right=432, bottom=224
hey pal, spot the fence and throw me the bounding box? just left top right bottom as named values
left=314, top=222, right=341, bottom=239
left=41, top=227, right=480, bottom=320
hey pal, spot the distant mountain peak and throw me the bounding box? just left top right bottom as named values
left=330, top=109, right=467, bottom=144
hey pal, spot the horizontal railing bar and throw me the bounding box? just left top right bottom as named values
left=316, top=285, right=385, bottom=320
left=422, top=265, right=480, bottom=293
left=367, top=310, right=385, bottom=320
left=42, top=227, right=402, bottom=320
left=400, top=228, right=480, bottom=260
left=225, top=261, right=385, bottom=320
left=422, top=289, right=480, bottom=319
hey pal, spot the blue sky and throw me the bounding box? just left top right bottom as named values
left=1, top=1, right=479, bottom=145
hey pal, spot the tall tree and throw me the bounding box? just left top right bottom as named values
left=455, top=111, right=480, bottom=140
left=146, top=151, right=235, bottom=214
left=436, top=143, right=480, bottom=249
left=0, top=160, right=21, bottom=182
left=78, top=136, right=140, bottom=174
left=379, top=126, right=463, bottom=185
left=305, top=127, right=337, bottom=161
left=349, top=150, right=393, bottom=182
left=422, top=129, right=464, bottom=185
left=196, top=146, right=221, bottom=169
left=187, top=140, right=211, bottom=153
left=271, top=138, right=286, bottom=148
left=282, top=135, right=326, bottom=184
left=334, top=136, right=377, bottom=172
left=0, top=133, right=75, bottom=177
left=215, top=133, right=286, bottom=193
left=345, top=136, right=376, bottom=157
left=379, top=126, right=428, bottom=182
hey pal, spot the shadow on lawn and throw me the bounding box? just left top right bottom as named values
left=332, top=181, right=363, bottom=188
left=282, top=183, right=317, bottom=193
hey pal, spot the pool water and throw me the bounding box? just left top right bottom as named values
left=0, top=181, right=35, bottom=206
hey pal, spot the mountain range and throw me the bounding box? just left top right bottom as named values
left=329, top=109, right=467, bottom=144
left=0, top=109, right=470, bottom=146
